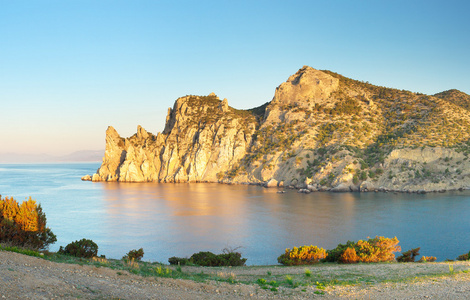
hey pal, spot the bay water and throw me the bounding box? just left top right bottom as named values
left=0, top=163, right=469, bottom=265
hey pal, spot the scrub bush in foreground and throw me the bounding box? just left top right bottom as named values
left=457, top=252, right=469, bottom=261
left=419, top=256, right=436, bottom=262
left=327, top=236, right=401, bottom=263
left=397, top=247, right=421, bottom=262
left=0, top=196, right=56, bottom=250
left=123, top=248, right=144, bottom=261
left=169, top=249, right=247, bottom=267
left=277, top=245, right=328, bottom=265
left=58, top=238, right=98, bottom=258
left=281, top=236, right=401, bottom=265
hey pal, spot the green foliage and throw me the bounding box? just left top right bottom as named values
left=333, top=97, right=362, bottom=115
left=123, top=248, right=144, bottom=261
left=58, top=238, right=98, bottom=258
left=0, top=244, right=41, bottom=257
left=457, top=252, right=469, bottom=261
left=304, top=268, right=312, bottom=277
left=172, top=248, right=247, bottom=267
left=397, top=247, right=420, bottom=262
left=352, top=175, right=359, bottom=185
left=189, top=250, right=247, bottom=267
left=317, top=123, right=343, bottom=146
left=324, top=240, right=357, bottom=262
left=285, top=275, right=294, bottom=286
left=191, top=251, right=221, bottom=266
left=168, top=256, right=191, bottom=265
left=359, top=171, right=368, bottom=181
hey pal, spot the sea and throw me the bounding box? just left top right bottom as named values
left=0, top=163, right=469, bottom=265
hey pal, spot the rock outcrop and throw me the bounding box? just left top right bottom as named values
left=90, top=66, right=470, bottom=192
left=93, top=94, right=257, bottom=183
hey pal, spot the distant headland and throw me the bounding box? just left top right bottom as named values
left=84, top=66, right=470, bottom=193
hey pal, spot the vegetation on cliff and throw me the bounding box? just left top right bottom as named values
left=89, top=66, right=470, bottom=192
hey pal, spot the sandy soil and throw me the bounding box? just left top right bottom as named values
left=1, top=250, right=470, bottom=299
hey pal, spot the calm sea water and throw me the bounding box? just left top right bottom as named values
left=1, top=163, right=469, bottom=265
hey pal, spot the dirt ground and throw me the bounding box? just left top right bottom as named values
left=1, top=250, right=470, bottom=299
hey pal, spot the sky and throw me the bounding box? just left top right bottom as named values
left=1, top=0, right=469, bottom=156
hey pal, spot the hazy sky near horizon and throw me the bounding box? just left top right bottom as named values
left=1, top=0, right=469, bottom=156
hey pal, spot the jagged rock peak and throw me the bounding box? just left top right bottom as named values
left=136, top=125, right=149, bottom=139
left=219, top=98, right=229, bottom=112
left=272, top=65, right=339, bottom=105
left=106, top=126, right=121, bottom=139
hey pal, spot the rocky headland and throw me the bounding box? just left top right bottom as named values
left=85, top=66, right=470, bottom=192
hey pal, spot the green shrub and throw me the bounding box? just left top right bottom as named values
left=168, top=256, right=190, bottom=265
left=190, top=251, right=220, bottom=266
left=187, top=249, right=247, bottom=267
left=123, top=248, right=144, bottom=261
left=457, top=252, right=469, bottom=261
left=397, top=247, right=420, bottom=262
left=352, top=175, right=359, bottom=185
left=324, top=240, right=357, bottom=262
left=278, top=245, right=328, bottom=265
left=58, top=238, right=98, bottom=258
left=218, top=251, right=247, bottom=266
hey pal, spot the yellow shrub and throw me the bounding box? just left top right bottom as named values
left=278, top=245, right=328, bottom=265
left=0, top=196, right=56, bottom=250
left=327, top=236, right=401, bottom=263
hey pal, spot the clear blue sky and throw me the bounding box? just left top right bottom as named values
left=1, top=0, right=469, bottom=156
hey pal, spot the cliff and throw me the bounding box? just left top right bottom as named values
left=88, top=66, right=470, bottom=192
left=91, top=93, right=257, bottom=183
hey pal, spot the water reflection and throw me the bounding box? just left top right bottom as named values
left=2, top=163, right=470, bottom=265
left=98, top=184, right=470, bottom=264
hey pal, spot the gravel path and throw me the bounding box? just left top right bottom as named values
left=1, top=250, right=470, bottom=299
left=0, top=251, right=261, bottom=299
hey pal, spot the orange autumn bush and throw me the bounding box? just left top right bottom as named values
left=355, top=236, right=401, bottom=263
left=419, top=256, right=436, bottom=262
left=339, top=247, right=359, bottom=263
left=278, top=245, right=328, bottom=265
left=0, top=195, right=56, bottom=250
left=325, top=236, right=401, bottom=264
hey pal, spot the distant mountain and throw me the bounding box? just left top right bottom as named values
left=89, top=66, right=470, bottom=192
left=57, top=150, right=104, bottom=162
left=0, top=150, right=104, bottom=163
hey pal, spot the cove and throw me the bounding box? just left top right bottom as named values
left=1, top=163, right=469, bottom=265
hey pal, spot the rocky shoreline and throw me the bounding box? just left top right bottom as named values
left=82, top=173, right=468, bottom=194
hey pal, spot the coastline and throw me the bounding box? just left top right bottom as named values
left=82, top=175, right=469, bottom=194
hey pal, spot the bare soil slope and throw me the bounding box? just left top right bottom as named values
left=1, top=250, right=470, bottom=299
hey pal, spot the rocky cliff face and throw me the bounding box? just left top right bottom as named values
left=89, top=66, right=470, bottom=192
left=92, top=93, right=257, bottom=183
